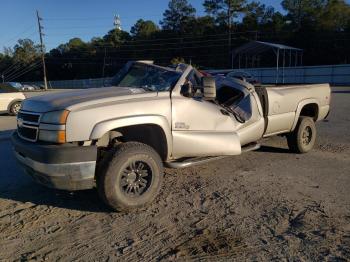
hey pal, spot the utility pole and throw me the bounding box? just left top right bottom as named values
left=36, top=10, right=48, bottom=90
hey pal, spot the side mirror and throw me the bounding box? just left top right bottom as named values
left=202, top=76, right=216, bottom=100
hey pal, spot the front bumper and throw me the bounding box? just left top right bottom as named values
left=11, top=132, right=97, bottom=191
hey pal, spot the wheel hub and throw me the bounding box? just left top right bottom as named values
left=121, top=161, right=151, bottom=196
left=302, top=126, right=312, bottom=145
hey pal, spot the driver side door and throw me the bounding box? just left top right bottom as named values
left=171, top=73, right=242, bottom=158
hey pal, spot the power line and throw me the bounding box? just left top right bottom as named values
left=1, top=60, right=24, bottom=75
left=45, top=30, right=257, bottom=45
left=4, top=60, right=40, bottom=81
left=7, top=63, right=42, bottom=83
left=44, top=13, right=162, bottom=21
left=3, top=64, right=26, bottom=80
left=44, top=38, right=240, bottom=53
left=45, top=53, right=229, bottom=63
left=0, top=25, right=36, bottom=47
left=6, top=61, right=42, bottom=82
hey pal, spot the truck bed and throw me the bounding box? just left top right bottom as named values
left=257, top=84, right=331, bottom=136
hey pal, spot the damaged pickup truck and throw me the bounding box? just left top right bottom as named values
left=12, top=61, right=331, bottom=211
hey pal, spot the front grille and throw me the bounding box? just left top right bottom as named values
left=17, top=111, right=40, bottom=124
left=18, top=125, right=38, bottom=141
left=17, top=111, right=41, bottom=142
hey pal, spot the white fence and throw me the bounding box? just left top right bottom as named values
left=230, top=64, right=350, bottom=85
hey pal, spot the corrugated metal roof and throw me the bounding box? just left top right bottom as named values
left=234, top=41, right=303, bottom=55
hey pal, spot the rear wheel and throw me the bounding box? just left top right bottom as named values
left=97, top=142, right=163, bottom=211
left=9, top=101, right=21, bottom=116
left=287, top=117, right=316, bottom=153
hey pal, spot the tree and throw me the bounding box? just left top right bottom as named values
left=242, top=2, right=274, bottom=30
left=319, top=0, right=350, bottom=31
left=184, top=16, right=216, bottom=35
left=103, top=29, right=131, bottom=47
left=13, top=39, right=40, bottom=64
left=281, top=0, right=326, bottom=30
left=160, top=0, right=196, bottom=32
left=131, top=19, right=159, bottom=38
left=203, top=0, right=247, bottom=26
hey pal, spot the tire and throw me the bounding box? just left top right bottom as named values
left=97, top=142, right=163, bottom=212
left=9, top=101, right=21, bottom=116
left=287, top=117, right=316, bottom=153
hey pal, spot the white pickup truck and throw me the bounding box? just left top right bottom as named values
left=12, top=61, right=331, bottom=211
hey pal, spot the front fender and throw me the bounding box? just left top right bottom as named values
left=90, top=114, right=172, bottom=157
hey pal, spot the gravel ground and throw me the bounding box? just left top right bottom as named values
left=0, top=87, right=349, bottom=261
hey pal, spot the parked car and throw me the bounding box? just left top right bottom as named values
left=22, top=84, right=39, bottom=91
left=2, top=82, right=38, bottom=91
left=226, top=71, right=261, bottom=86
left=12, top=61, right=331, bottom=211
left=0, top=83, right=25, bottom=115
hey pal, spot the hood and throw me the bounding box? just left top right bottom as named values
left=21, top=86, right=156, bottom=113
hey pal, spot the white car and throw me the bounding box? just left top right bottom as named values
left=0, top=89, right=25, bottom=115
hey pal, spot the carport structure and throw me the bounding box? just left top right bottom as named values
left=232, top=41, right=303, bottom=83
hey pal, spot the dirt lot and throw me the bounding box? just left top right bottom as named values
left=0, top=87, right=349, bottom=261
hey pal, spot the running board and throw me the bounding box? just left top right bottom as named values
left=165, top=156, right=227, bottom=169
left=241, top=142, right=261, bottom=153
left=165, top=143, right=260, bottom=169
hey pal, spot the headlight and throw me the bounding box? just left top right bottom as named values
left=40, top=110, right=70, bottom=124
left=39, top=130, right=66, bottom=143
left=39, top=110, right=69, bottom=143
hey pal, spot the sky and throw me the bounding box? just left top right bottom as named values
left=0, top=0, right=284, bottom=51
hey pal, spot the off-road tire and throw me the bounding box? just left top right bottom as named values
left=97, top=142, right=163, bottom=212
left=287, top=116, right=316, bottom=153
left=9, top=101, right=21, bottom=116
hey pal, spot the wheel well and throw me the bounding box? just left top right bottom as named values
left=299, top=103, right=319, bottom=121
left=106, top=124, right=168, bottom=161
left=7, top=99, right=22, bottom=112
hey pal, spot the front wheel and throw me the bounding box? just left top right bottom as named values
left=287, top=116, right=316, bottom=153
left=97, top=142, right=163, bottom=211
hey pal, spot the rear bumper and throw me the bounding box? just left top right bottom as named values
left=11, top=132, right=97, bottom=191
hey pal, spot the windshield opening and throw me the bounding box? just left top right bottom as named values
left=110, top=63, right=181, bottom=92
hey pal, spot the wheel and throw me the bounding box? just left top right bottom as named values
left=287, top=117, right=316, bottom=153
left=9, top=101, right=21, bottom=116
left=97, top=142, right=163, bottom=211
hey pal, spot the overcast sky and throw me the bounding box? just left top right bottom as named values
left=0, top=0, right=285, bottom=51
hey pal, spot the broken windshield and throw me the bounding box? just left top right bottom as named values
left=111, top=63, right=182, bottom=92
